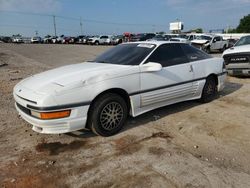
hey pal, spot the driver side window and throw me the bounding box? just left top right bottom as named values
left=147, top=44, right=189, bottom=67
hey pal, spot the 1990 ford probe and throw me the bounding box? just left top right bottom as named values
left=14, top=41, right=226, bottom=136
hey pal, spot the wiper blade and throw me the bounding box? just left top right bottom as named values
left=97, top=60, right=110, bottom=64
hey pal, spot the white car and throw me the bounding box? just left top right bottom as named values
left=170, top=37, right=190, bottom=44
left=191, top=34, right=228, bottom=53
left=12, top=37, right=23, bottom=43
left=31, top=37, right=42, bottom=43
left=13, top=41, right=226, bottom=136
left=87, top=35, right=113, bottom=45
left=223, top=35, right=250, bottom=76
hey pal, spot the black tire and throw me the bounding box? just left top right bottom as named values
left=88, top=93, right=128, bottom=137
left=204, top=46, right=211, bottom=54
left=94, top=41, right=99, bottom=45
left=200, top=77, right=217, bottom=103
left=220, top=45, right=226, bottom=53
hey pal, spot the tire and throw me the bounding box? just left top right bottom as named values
left=220, top=45, right=226, bottom=53
left=94, top=41, right=99, bottom=45
left=200, top=77, right=217, bottom=103
left=204, top=46, right=211, bottom=54
left=88, top=93, right=128, bottom=137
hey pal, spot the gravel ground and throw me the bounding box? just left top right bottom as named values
left=0, top=43, right=250, bottom=188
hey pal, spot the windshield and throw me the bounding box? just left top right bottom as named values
left=234, top=36, right=250, bottom=46
left=93, top=43, right=156, bottom=65
left=196, top=35, right=212, bottom=41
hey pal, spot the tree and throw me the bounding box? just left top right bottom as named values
left=194, top=28, right=203, bottom=33
left=236, top=14, right=250, bottom=33
left=227, top=28, right=237, bottom=33
left=188, top=28, right=203, bottom=33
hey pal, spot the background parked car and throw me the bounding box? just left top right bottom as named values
left=31, top=36, right=43, bottom=43
left=87, top=35, right=113, bottom=45
left=43, top=35, right=52, bottom=43
left=12, top=36, right=23, bottom=43
left=170, top=37, right=190, bottom=44
left=0, top=36, right=12, bottom=43
left=111, top=35, right=123, bottom=45
left=191, top=34, right=229, bottom=53
left=227, top=38, right=238, bottom=48
left=75, top=35, right=88, bottom=44
left=130, top=33, right=156, bottom=42
left=147, top=34, right=170, bottom=41
left=223, top=35, right=250, bottom=76
left=62, top=36, right=76, bottom=44
left=51, top=36, right=59, bottom=44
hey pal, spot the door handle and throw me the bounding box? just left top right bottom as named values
left=189, top=65, right=193, bottom=72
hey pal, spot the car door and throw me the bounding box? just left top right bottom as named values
left=100, top=36, right=107, bottom=44
left=180, top=43, right=212, bottom=97
left=139, top=43, right=194, bottom=107
left=211, top=36, right=220, bottom=50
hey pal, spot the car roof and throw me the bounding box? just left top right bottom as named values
left=125, top=41, right=187, bottom=46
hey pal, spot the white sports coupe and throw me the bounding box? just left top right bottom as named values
left=14, top=41, right=226, bottom=136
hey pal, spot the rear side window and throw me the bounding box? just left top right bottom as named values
left=146, top=43, right=189, bottom=67
left=180, top=44, right=212, bottom=62
left=100, top=36, right=108, bottom=39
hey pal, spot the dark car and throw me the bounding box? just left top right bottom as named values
left=0, top=36, right=12, bottom=43
left=75, top=35, right=88, bottom=44
left=227, top=39, right=238, bottom=48
left=62, top=36, right=76, bottom=44
left=130, top=33, right=156, bottom=42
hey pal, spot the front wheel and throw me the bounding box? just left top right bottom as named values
left=88, top=93, right=128, bottom=137
left=204, top=46, right=211, bottom=54
left=220, top=45, right=226, bottom=53
left=200, top=77, right=217, bottom=103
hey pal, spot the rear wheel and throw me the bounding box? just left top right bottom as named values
left=88, top=93, right=128, bottom=137
left=200, top=77, right=217, bottom=103
left=94, top=41, right=99, bottom=45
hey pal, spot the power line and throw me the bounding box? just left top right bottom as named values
left=0, top=10, right=166, bottom=27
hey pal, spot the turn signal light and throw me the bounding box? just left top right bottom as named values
left=40, top=110, right=71, bottom=120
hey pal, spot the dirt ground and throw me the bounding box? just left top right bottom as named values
left=0, top=43, right=250, bottom=188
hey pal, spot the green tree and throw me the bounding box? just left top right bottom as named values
left=236, top=14, right=250, bottom=33
left=227, top=28, right=237, bottom=33
left=194, top=28, right=203, bottom=33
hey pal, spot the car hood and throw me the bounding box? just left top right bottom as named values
left=18, top=62, right=137, bottom=94
left=223, top=44, right=250, bottom=56
left=191, top=39, right=209, bottom=44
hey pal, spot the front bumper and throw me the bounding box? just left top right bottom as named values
left=226, top=63, right=250, bottom=76
left=15, top=102, right=89, bottom=134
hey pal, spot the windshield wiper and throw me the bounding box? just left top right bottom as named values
left=96, top=60, right=110, bottom=64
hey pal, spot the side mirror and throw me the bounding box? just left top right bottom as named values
left=213, top=39, right=217, bottom=43
left=140, top=62, right=162, bottom=72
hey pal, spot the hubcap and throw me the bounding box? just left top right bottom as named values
left=100, top=102, right=124, bottom=131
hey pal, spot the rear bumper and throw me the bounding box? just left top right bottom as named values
left=15, top=102, right=89, bottom=134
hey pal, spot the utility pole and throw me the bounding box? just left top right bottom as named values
left=80, top=17, right=83, bottom=35
left=53, top=15, right=57, bottom=36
